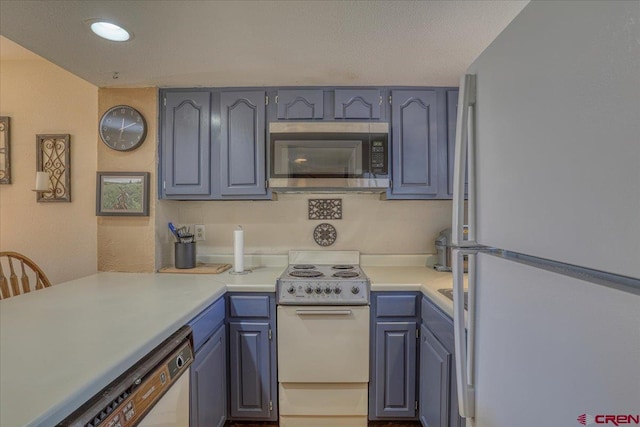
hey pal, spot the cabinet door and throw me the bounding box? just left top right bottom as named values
left=390, top=90, right=439, bottom=197
left=276, top=90, right=323, bottom=119
left=162, top=91, right=211, bottom=197
left=334, top=89, right=381, bottom=119
left=191, top=325, right=227, bottom=427
left=446, top=89, right=467, bottom=197
left=229, top=321, right=272, bottom=419
left=420, top=324, right=450, bottom=427
left=374, top=322, right=417, bottom=418
left=220, top=91, right=267, bottom=196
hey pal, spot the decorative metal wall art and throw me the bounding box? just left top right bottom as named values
left=308, top=198, right=342, bottom=220
left=36, top=134, right=71, bottom=202
left=0, top=117, right=10, bottom=184
left=313, top=223, right=337, bottom=247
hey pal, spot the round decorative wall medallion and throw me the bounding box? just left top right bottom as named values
left=313, top=223, right=337, bottom=247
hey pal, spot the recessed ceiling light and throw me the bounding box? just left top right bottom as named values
left=89, top=21, right=132, bottom=42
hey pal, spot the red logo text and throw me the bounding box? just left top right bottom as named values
left=578, top=414, right=640, bottom=426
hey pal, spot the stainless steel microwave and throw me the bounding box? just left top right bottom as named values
left=268, top=122, right=389, bottom=191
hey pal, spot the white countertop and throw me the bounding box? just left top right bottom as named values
left=366, top=266, right=461, bottom=318
left=0, top=261, right=458, bottom=427
left=0, top=269, right=280, bottom=427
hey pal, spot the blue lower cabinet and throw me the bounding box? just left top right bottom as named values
left=419, top=324, right=449, bottom=427
left=188, top=297, right=227, bottom=427
left=229, top=322, right=274, bottom=419
left=227, top=293, right=277, bottom=421
left=370, top=292, right=420, bottom=420
left=373, top=322, right=418, bottom=418
left=420, top=297, right=465, bottom=427
left=191, top=324, right=227, bottom=427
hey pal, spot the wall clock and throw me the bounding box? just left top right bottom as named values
left=99, top=105, right=147, bottom=151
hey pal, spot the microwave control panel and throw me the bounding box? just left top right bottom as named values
left=371, top=141, right=387, bottom=173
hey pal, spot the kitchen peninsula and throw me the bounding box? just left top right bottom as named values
left=0, top=260, right=460, bottom=427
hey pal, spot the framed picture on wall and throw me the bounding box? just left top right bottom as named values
left=96, top=172, right=150, bottom=216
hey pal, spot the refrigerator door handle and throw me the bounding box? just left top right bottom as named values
left=452, top=74, right=477, bottom=247
left=453, top=248, right=476, bottom=418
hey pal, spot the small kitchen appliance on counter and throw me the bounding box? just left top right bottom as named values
left=434, top=227, right=468, bottom=272
left=276, top=251, right=370, bottom=427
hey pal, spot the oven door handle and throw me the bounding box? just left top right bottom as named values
left=295, top=309, right=353, bottom=316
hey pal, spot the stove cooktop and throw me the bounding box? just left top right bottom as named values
left=277, top=264, right=370, bottom=305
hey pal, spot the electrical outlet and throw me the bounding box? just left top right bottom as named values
left=195, top=224, right=206, bottom=241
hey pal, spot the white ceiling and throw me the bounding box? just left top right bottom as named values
left=0, top=0, right=528, bottom=88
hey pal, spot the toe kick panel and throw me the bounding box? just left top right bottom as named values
left=279, top=415, right=367, bottom=427
left=279, top=383, right=368, bottom=415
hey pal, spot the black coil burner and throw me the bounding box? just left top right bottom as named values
left=332, top=271, right=360, bottom=278
left=292, top=264, right=316, bottom=270
left=331, top=265, right=354, bottom=270
left=290, top=270, right=324, bottom=278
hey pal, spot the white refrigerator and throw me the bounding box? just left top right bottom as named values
left=450, top=2, right=640, bottom=427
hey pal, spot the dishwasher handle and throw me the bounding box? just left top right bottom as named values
left=295, top=309, right=353, bottom=316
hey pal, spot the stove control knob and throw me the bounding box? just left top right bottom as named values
left=351, top=286, right=360, bottom=295
left=334, top=285, right=342, bottom=294
left=324, top=286, right=332, bottom=294
left=315, top=286, right=323, bottom=294
left=305, top=285, right=314, bottom=294
left=287, top=285, right=296, bottom=294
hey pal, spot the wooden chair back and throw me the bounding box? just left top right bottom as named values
left=0, top=252, right=52, bottom=299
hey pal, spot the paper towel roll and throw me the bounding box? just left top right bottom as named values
left=234, top=226, right=244, bottom=273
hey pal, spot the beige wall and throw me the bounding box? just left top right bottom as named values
left=0, top=37, right=98, bottom=285
left=97, top=88, right=158, bottom=272
left=162, top=194, right=452, bottom=265
left=0, top=40, right=453, bottom=276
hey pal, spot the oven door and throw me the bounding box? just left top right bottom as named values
left=277, top=305, right=369, bottom=383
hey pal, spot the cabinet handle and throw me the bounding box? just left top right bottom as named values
left=295, top=309, right=352, bottom=316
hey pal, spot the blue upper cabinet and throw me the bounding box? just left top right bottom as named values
left=446, top=89, right=458, bottom=196
left=446, top=89, right=467, bottom=197
left=276, top=90, right=323, bottom=120
left=219, top=91, right=267, bottom=197
left=389, top=90, right=439, bottom=198
left=162, top=91, right=212, bottom=197
left=334, top=89, right=382, bottom=120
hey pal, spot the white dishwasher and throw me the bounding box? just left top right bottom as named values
left=58, top=327, right=192, bottom=427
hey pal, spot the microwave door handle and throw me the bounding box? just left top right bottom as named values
left=452, top=74, right=477, bottom=247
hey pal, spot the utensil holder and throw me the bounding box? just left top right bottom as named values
left=174, top=242, right=196, bottom=269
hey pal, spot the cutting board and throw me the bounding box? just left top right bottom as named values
left=158, top=263, right=232, bottom=274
